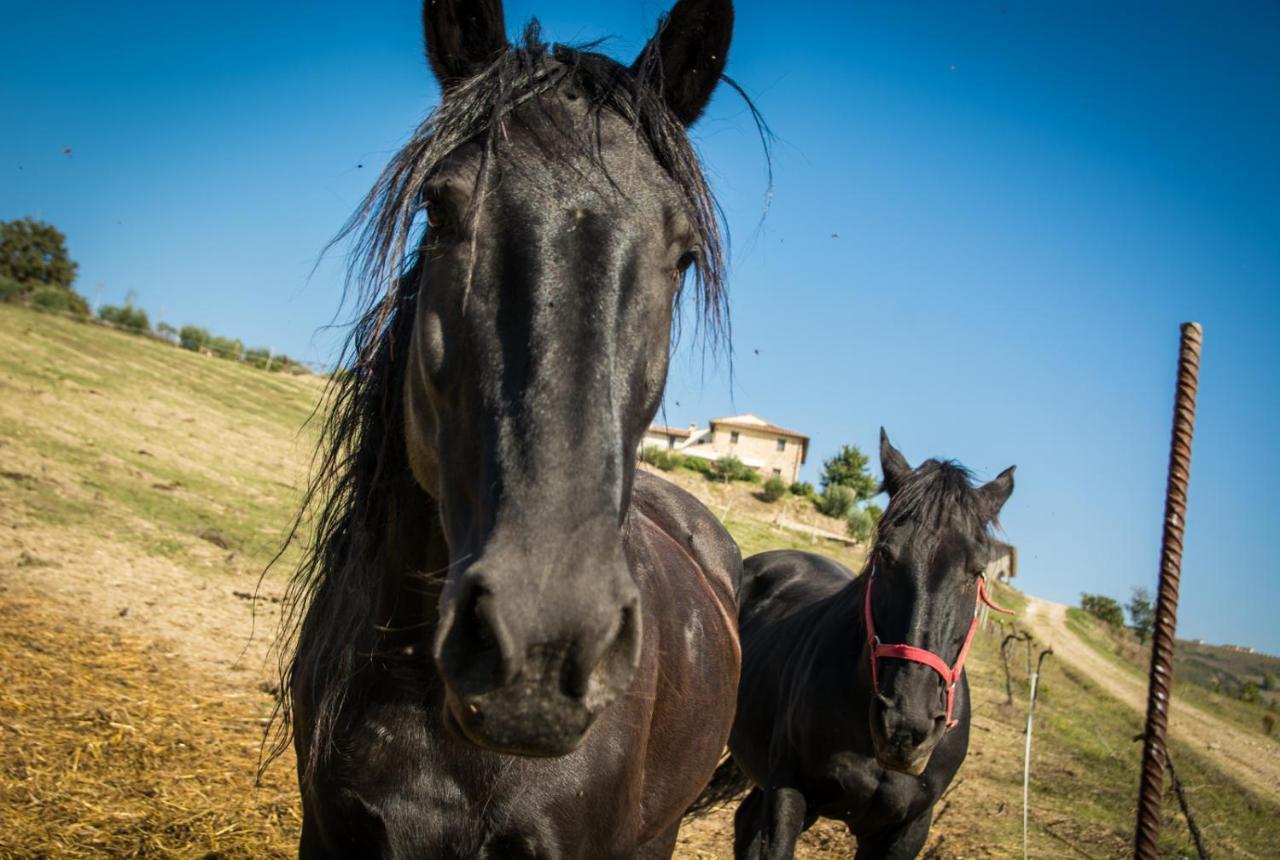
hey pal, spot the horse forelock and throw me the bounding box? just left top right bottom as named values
left=866, top=460, right=995, bottom=573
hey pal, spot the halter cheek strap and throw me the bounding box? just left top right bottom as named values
left=863, top=559, right=1013, bottom=728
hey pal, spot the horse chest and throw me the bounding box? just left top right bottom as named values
left=311, top=696, right=639, bottom=859
left=818, top=752, right=933, bottom=827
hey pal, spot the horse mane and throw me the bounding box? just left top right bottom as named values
left=266, top=22, right=743, bottom=779
left=865, top=459, right=999, bottom=571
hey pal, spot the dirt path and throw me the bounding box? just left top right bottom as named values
left=1023, top=596, right=1280, bottom=799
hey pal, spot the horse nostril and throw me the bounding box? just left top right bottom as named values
left=566, top=599, right=640, bottom=704
left=438, top=581, right=521, bottom=693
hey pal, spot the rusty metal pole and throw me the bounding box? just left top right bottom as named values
left=1134, top=322, right=1203, bottom=859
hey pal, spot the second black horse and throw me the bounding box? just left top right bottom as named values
left=691, top=429, right=1016, bottom=859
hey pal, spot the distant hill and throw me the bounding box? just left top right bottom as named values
left=1177, top=639, right=1280, bottom=705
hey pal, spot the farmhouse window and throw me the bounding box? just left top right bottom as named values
left=730, top=431, right=739, bottom=444
left=776, top=438, right=786, bottom=451
left=772, top=468, right=782, bottom=478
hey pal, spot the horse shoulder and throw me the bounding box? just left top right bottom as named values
left=629, top=470, right=742, bottom=610
left=625, top=472, right=745, bottom=837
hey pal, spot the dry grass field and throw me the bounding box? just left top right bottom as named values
left=2, top=303, right=1277, bottom=858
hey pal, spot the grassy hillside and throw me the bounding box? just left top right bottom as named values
left=1067, top=607, right=1280, bottom=742
left=2, top=303, right=1278, bottom=858
left=1177, top=639, right=1280, bottom=706
left=0, top=303, right=319, bottom=578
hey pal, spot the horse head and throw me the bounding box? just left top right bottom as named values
left=864, top=429, right=1014, bottom=774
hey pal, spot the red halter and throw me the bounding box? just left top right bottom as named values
left=863, top=556, right=1013, bottom=728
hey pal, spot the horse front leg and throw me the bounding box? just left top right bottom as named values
left=733, top=787, right=766, bottom=859
left=737, top=782, right=808, bottom=860
left=853, top=807, right=933, bottom=860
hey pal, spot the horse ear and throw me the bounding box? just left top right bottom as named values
left=879, top=428, right=912, bottom=497
left=632, top=0, right=734, bottom=126
left=422, top=0, right=508, bottom=93
left=978, top=466, right=1016, bottom=521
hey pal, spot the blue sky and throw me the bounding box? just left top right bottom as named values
left=3, top=1, right=1278, bottom=653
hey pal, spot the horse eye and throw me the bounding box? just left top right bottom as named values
left=425, top=198, right=448, bottom=230
left=675, top=250, right=699, bottom=276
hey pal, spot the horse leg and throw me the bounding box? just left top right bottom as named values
left=635, top=820, right=682, bottom=860
left=760, top=784, right=808, bottom=860
left=852, top=808, right=933, bottom=860
left=733, top=787, right=766, bottom=860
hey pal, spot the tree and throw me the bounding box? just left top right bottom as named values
left=1127, top=587, right=1156, bottom=645
left=1263, top=672, right=1278, bottom=692
left=1240, top=681, right=1260, bottom=704
left=0, top=217, right=78, bottom=290
left=821, top=444, right=878, bottom=501
left=1081, top=593, right=1124, bottom=628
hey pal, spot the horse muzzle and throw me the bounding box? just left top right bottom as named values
left=869, top=692, right=948, bottom=776
left=433, top=563, right=641, bottom=757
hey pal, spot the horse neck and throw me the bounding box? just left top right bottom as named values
left=822, top=572, right=875, bottom=696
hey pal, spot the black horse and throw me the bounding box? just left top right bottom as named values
left=272, top=1, right=747, bottom=856
left=690, top=430, right=1015, bottom=859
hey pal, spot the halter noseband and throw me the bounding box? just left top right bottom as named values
left=863, top=551, right=1013, bottom=728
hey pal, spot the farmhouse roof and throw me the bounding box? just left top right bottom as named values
left=710, top=414, right=809, bottom=440
left=648, top=423, right=693, bottom=439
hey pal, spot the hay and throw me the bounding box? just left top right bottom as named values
left=0, top=593, right=299, bottom=858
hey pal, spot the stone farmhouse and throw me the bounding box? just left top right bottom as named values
left=641, top=414, right=810, bottom=485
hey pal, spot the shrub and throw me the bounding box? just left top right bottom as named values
left=98, top=303, right=150, bottom=332
left=0, top=275, right=22, bottom=303
left=640, top=446, right=680, bottom=471
left=712, top=455, right=759, bottom=483
left=789, top=481, right=815, bottom=499
left=179, top=325, right=210, bottom=352
left=245, top=347, right=272, bottom=369
left=846, top=505, right=882, bottom=543
left=31, top=285, right=70, bottom=312
left=271, top=354, right=309, bottom=374
left=66, top=291, right=90, bottom=316
left=1081, top=593, right=1125, bottom=628
left=817, top=485, right=856, bottom=519
left=762, top=477, right=787, bottom=502
left=208, top=335, right=243, bottom=361
left=1241, top=681, right=1261, bottom=704
left=680, top=455, right=716, bottom=476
